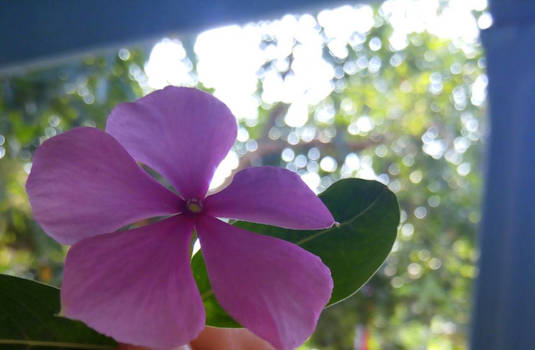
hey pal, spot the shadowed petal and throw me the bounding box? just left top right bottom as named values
left=205, top=167, right=334, bottom=230
left=117, top=345, right=190, bottom=350
left=26, top=127, right=181, bottom=245
left=62, top=216, right=204, bottom=350
left=106, top=86, right=237, bottom=200
left=196, top=216, right=333, bottom=350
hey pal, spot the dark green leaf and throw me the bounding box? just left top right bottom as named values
left=0, top=274, right=116, bottom=350
left=191, top=254, right=242, bottom=328
left=192, top=178, right=399, bottom=327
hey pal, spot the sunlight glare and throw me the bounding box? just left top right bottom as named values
left=144, top=0, right=488, bottom=195
left=145, top=38, right=195, bottom=89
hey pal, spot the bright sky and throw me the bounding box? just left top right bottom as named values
left=142, top=0, right=490, bottom=192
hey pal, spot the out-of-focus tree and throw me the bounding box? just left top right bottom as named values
left=0, top=1, right=487, bottom=349
left=0, top=50, right=149, bottom=282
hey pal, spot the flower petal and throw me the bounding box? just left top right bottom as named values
left=62, top=216, right=205, bottom=350
left=106, top=86, right=237, bottom=199
left=205, top=167, right=334, bottom=229
left=196, top=216, right=333, bottom=350
left=26, top=127, right=181, bottom=245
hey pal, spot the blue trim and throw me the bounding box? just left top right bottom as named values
left=471, top=10, right=535, bottom=350
left=0, top=0, right=348, bottom=69
left=489, top=0, right=535, bottom=27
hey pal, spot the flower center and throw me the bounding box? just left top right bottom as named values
left=186, top=198, right=203, bottom=214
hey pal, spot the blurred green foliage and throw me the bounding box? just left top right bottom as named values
left=0, top=3, right=485, bottom=350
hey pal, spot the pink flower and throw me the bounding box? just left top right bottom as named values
left=26, top=87, right=334, bottom=350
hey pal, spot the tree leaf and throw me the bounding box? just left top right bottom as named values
left=0, top=274, right=116, bottom=350
left=191, top=254, right=242, bottom=328
left=192, top=178, right=400, bottom=327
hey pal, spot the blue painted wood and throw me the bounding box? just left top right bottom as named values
left=0, top=0, right=349, bottom=70
left=471, top=2, right=535, bottom=348
left=488, top=0, right=535, bottom=26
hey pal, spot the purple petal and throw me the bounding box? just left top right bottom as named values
left=196, top=216, right=333, bottom=350
left=26, top=127, right=181, bottom=245
left=106, top=86, right=237, bottom=200
left=62, top=215, right=204, bottom=350
left=205, top=167, right=334, bottom=230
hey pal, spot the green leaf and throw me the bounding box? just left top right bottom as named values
left=192, top=178, right=400, bottom=327
left=191, top=254, right=242, bottom=328
left=0, top=274, right=116, bottom=350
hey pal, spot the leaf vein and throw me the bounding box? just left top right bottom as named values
left=296, top=186, right=388, bottom=245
